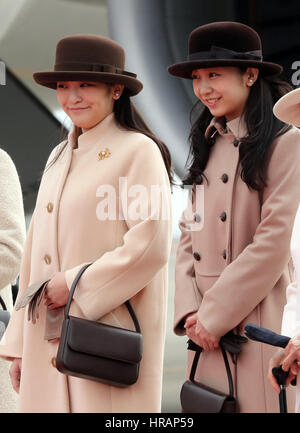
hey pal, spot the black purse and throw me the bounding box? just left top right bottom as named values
left=180, top=342, right=236, bottom=413
left=0, top=296, right=10, bottom=339
left=56, top=264, right=142, bottom=387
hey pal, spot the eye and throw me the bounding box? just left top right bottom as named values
left=57, top=83, right=67, bottom=89
left=80, top=83, right=93, bottom=87
left=192, top=74, right=200, bottom=79
left=209, top=72, right=220, bottom=78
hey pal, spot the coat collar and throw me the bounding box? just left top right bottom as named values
left=205, top=115, right=248, bottom=140
left=67, top=112, right=117, bottom=150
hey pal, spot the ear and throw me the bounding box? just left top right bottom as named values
left=112, top=84, right=125, bottom=100
left=245, top=67, right=259, bottom=87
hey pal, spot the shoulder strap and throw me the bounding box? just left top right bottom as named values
left=65, top=263, right=141, bottom=333
left=189, top=342, right=234, bottom=397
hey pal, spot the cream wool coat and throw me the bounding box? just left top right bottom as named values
left=174, top=116, right=300, bottom=413
left=0, top=149, right=25, bottom=412
left=0, top=113, right=172, bottom=413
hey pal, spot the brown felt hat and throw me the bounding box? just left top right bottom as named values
left=168, top=21, right=282, bottom=79
left=33, top=34, right=143, bottom=96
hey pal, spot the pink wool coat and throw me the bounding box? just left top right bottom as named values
left=174, top=116, right=300, bottom=413
left=0, top=113, right=172, bottom=413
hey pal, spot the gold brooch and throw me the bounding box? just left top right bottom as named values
left=98, top=148, right=111, bottom=160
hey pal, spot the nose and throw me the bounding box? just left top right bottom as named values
left=68, top=87, right=83, bottom=104
left=194, top=79, right=212, bottom=98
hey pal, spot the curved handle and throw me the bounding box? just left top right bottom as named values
left=64, top=263, right=141, bottom=333
left=65, top=263, right=92, bottom=317
left=188, top=341, right=234, bottom=397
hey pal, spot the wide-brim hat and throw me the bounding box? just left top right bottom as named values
left=168, top=21, right=282, bottom=79
left=273, top=87, right=300, bottom=127
left=33, top=34, right=143, bottom=96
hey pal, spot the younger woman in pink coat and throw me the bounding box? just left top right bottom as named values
left=168, top=21, right=300, bottom=412
left=0, top=35, right=173, bottom=412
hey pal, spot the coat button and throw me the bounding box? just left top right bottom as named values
left=197, top=175, right=203, bottom=185
left=221, top=174, right=229, bottom=183
left=51, top=357, right=56, bottom=368
left=220, top=211, right=227, bottom=222
left=222, top=249, right=227, bottom=260
left=194, top=213, right=201, bottom=223
left=47, top=202, right=54, bottom=213
left=193, top=252, right=201, bottom=261
left=44, top=254, right=51, bottom=265
left=233, top=138, right=239, bottom=147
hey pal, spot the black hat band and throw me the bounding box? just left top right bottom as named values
left=188, top=45, right=263, bottom=62
left=54, top=62, right=137, bottom=78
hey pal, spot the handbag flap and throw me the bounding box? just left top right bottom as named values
left=67, top=316, right=142, bottom=364
left=180, top=380, right=233, bottom=413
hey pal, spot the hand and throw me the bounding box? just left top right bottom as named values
left=267, top=345, right=298, bottom=394
left=9, top=358, right=22, bottom=393
left=268, top=348, right=285, bottom=394
left=281, top=335, right=300, bottom=382
left=185, top=314, right=219, bottom=351
left=44, top=272, right=69, bottom=310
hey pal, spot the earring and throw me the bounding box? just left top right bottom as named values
left=114, top=93, right=120, bottom=99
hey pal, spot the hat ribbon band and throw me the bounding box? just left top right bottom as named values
left=188, top=45, right=262, bottom=62
left=54, top=62, right=137, bottom=78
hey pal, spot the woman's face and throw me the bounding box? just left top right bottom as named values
left=192, top=66, right=258, bottom=121
left=56, top=81, right=124, bottom=130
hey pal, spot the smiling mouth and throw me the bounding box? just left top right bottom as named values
left=68, top=107, right=89, bottom=111
left=205, top=97, right=221, bottom=107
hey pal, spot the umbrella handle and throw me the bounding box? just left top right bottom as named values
left=272, top=366, right=289, bottom=413
left=272, top=366, right=289, bottom=386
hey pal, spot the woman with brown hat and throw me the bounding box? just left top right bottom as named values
left=170, top=21, right=300, bottom=412
left=0, top=34, right=173, bottom=412
left=267, top=86, right=300, bottom=412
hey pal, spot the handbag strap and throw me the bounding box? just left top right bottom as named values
left=0, top=296, right=7, bottom=311
left=189, top=343, right=234, bottom=398
left=64, top=263, right=141, bottom=333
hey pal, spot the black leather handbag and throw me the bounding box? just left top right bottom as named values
left=56, top=264, right=143, bottom=387
left=180, top=340, right=237, bottom=413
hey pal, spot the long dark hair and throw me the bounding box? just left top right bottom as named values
left=46, top=88, right=173, bottom=185
left=183, top=71, right=293, bottom=190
